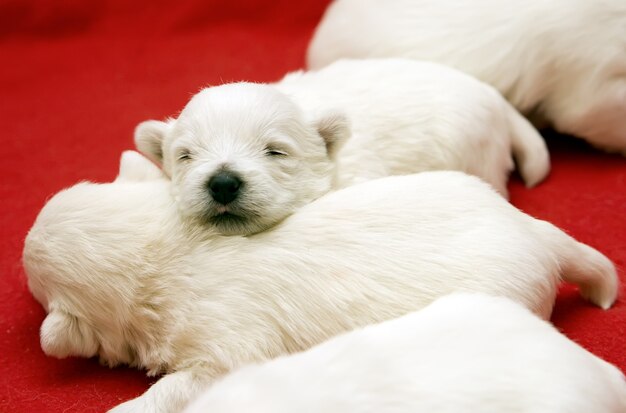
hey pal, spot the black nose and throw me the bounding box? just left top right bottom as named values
left=208, top=172, right=242, bottom=205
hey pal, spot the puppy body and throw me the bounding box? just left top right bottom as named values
left=308, top=0, right=626, bottom=153
left=23, top=152, right=616, bottom=412
left=136, top=59, right=549, bottom=235
left=185, top=293, right=626, bottom=413
left=277, top=59, right=549, bottom=193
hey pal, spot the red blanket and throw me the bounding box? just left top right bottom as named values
left=1, top=1, right=624, bottom=411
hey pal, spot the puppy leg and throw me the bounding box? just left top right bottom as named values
left=506, top=102, right=550, bottom=188
left=537, top=221, right=618, bottom=310
left=559, top=239, right=619, bottom=310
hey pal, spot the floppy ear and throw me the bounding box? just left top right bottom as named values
left=116, top=150, right=165, bottom=182
left=40, top=310, right=98, bottom=359
left=134, top=119, right=173, bottom=165
left=314, top=111, right=350, bottom=159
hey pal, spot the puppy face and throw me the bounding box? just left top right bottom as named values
left=135, top=83, right=349, bottom=235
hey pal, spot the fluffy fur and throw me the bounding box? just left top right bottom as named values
left=23, top=152, right=616, bottom=413
left=307, top=0, right=626, bottom=153
left=135, top=58, right=550, bottom=235
left=185, top=293, right=626, bottom=413
left=134, top=83, right=343, bottom=236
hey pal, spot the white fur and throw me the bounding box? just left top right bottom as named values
left=134, top=83, right=345, bottom=236
left=135, top=59, right=550, bottom=235
left=307, top=0, right=626, bottom=153
left=185, top=293, right=626, bottom=413
left=23, top=152, right=616, bottom=413
left=277, top=59, right=549, bottom=193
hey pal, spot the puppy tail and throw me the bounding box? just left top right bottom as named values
left=506, top=104, right=551, bottom=187
left=546, top=223, right=619, bottom=309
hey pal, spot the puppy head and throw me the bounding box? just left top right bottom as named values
left=23, top=151, right=171, bottom=364
left=135, top=82, right=350, bottom=235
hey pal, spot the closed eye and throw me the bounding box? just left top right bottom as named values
left=265, top=147, right=288, bottom=157
left=177, top=149, right=192, bottom=162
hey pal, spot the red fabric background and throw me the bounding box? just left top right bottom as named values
left=0, top=1, right=624, bottom=411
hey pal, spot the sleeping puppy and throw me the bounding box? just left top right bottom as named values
left=135, top=58, right=549, bottom=236
left=23, top=152, right=615, bottom=413
left=307, top=0, right=626, bottom=154
left=185, top=293, right=626, bottom=413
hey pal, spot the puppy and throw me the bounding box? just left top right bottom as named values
left=307, top=0, right=626, bottom=154
left=185, top=293, right=626, bottom=413
left=23, top=152, right=615, bottom=413
left=135, top=83, right=342, bottom=236
left=135, top=58, right=550, bottom=235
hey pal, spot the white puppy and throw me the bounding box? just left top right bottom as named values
left=135, top=58, right=550, bottom=235
left=308, top=0, right=626, bottom=153
left=135, top=83, right=343, bottom=236
left=185, top=293, right=626, bottom=413
left=23, top=152, right=615, bottom=413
